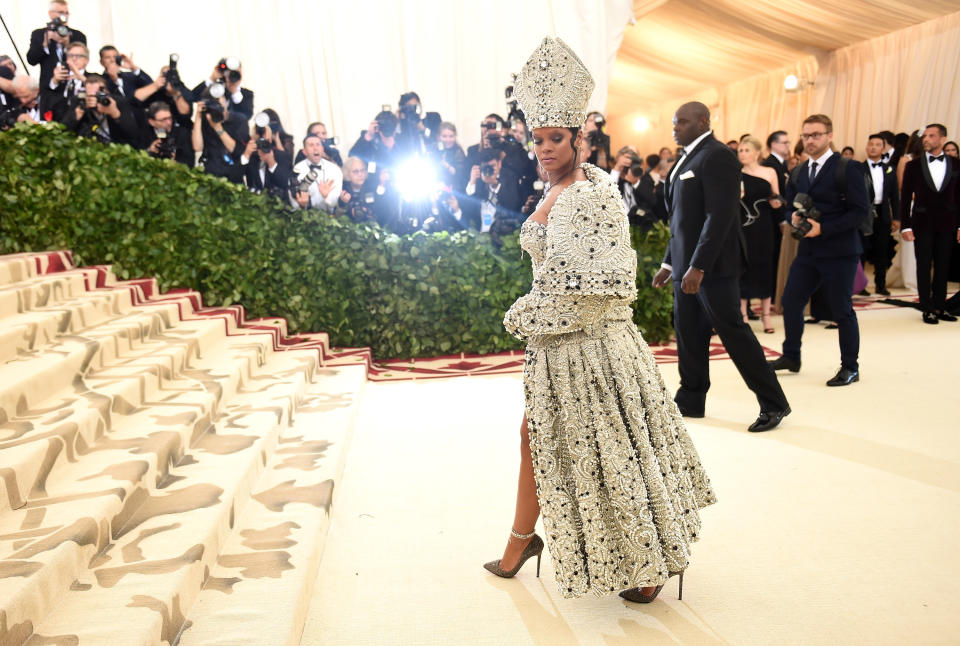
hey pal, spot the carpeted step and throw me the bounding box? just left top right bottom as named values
left=178, top=365, right=367, bottom=646
left=0, top=345, right=322, bottom=646
left=19, top=360, right=361, bottom=646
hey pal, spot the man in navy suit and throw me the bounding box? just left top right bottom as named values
left=769, top=114, right=869, bottom=386
left=899, top=123, right=960, bottom=323
left=653, top=102, right=790, bottom=432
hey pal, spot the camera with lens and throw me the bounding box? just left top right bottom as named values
left=0, top=108, right=20, bottom=131
left=256, top=138, right=272, bottom=153
left=165, top=53, right=183, bottom=89
left=203, top=83, right=226, bottom=123
left=295, top=168, right=318, bottom=194
left=400, top=102, right=421, bottom=121
left=790, top=193, right=822, bottom=240
left=481, top=162, right=497, bottom=178
left=152, top=128, right=176, bottom=158
left=46, top=15, right=70, bottom=38
left=95, top=89, right=112, bottom=107
left=628, top=159, right=644, bottom=180
left=217, top=57, right=241, bottom=84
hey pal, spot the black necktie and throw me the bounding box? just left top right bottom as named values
left=809, top=161, right=818, bottom=183
left=872, top=162, right=883, bottom=168
left=929, top=154, right=945, bottom=163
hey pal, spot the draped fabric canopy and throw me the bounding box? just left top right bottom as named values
left=608, top=0, right=960, bottom=155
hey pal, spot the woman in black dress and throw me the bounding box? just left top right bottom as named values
left=738, top=136, right=782, bottom=333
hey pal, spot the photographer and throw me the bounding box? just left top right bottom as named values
left=461, top=148, right=523, bottom=239
left=612, top=151, right=646, bottom=227
left=191, top=57, right=253, bottom=120
left=140, top=101, right=193, bottom=166
left=137, top=57, right=193, bottom=129
left=241, top=119, right=292, bottom=198
left=26, top=0, right=87, bottom=89
left=395, top=91, right=427, bottom=158
left=636, top=153, right=670, bottom=227
left=336, top=156, right=386, bottom=225
left=295, top=122, right=343, bottom=166
left=462, top=113, right=535, bottom=199
left=349, top=110, right=401, bottom=173
left=291, top=133, right=343, bottom=211
left=431, top=121, right=466, bottom=188
left=62, top=73, right=138, bottom=145
left=192, top=84, right=248, bottom=184
left=40, top=40, right=88, bottom=122
left=0, top=76, right=42, bottom=126
left=0, top=57, right=16, bottom=109
left=98, top=46, right=153, bottom=105
left=768, top=114, right=869, bottom=387
left=584, top=111, right=611, bottom=169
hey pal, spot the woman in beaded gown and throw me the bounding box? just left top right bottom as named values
left=483, top=37, right=716, bottom=603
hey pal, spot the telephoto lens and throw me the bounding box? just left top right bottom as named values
left=256, top=138, right=272, bottom=153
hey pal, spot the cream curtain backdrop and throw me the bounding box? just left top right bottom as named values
left=3, top=0, right=632, bottom=148
left=609, top=6, right=960, bottom=156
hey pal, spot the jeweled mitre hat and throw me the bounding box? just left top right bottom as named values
left=513, top=36, right=595, bottom=129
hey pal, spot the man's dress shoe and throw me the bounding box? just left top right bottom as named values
left=767, top=356, right=801, bottom=373
left=922, top=311, right=939, bottom=324
left=826, top=367, right=859, bottom=386
left=748, top=407, right=791, bottom=432
left=936, top=310, right=957, bottom=322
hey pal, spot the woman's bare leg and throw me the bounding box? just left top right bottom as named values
left=498, top=414, right=540, bottom=570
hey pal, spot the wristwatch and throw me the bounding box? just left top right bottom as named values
left=215, top=128, right=225, bottom=136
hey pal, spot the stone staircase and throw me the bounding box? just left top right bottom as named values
left=0, top=251, right=367, bottom=645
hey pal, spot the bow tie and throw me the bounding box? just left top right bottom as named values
left=871, top=162, right=884, bottom=168
left=309, top=164, right=322, bottom=171
left=929, top=154, right=945, bottom=163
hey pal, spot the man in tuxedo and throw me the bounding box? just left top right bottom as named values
left=140, top=101, right=194, bottom=167
left=98, top=47, right=154, bottom=105
left=26, top=0, right=86, bottom=90
left=769, top=114, right=868, bottom=386
left=652, top=101, right=790, bottom=432
left=899, top=123, right=960, bottom=324
left=879, top=130, right=900, bottom=170
left=863, top=133, right=899, bottom=295
left=291, top=134, right=343, bottom=211
left=635, top=153, right=670, bottom=227
left=40, top=40, right=89, bottom=123
left=241, top=136, right=293, bottom=199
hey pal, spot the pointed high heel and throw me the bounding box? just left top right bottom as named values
left=761, top=314, right=774, bottom=334
left=483, top=531, right=544, bottom=579
left=619, top=570, right=684, bottom=603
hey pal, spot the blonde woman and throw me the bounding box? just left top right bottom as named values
left=737, top=136, right=782, bottom=332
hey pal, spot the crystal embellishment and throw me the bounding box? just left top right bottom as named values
left=513, top=37, right=595, bottom=129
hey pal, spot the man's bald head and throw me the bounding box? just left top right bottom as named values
left=673, top=102, right=711, bottom=147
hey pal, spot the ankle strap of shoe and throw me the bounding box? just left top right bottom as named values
left=511, top=528, right=535, bottom=540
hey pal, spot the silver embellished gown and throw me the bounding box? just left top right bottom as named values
left=504, top=163, right=716, bottom=598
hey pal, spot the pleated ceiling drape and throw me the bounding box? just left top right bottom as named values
left=613, top=10, right=960, bottom=157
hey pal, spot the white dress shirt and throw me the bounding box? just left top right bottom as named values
left=928, top=152, right=947, bottom=190
left=807, top=148, right=834, bottom=181
left=669, top=129, right=713, bottom=184
left=867, top=158, right=885, bottom=204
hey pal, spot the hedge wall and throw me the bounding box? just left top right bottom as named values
left=0, top=124, right=673, bottom=358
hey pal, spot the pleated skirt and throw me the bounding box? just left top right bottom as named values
left=523, top=320, right=716, bottom=598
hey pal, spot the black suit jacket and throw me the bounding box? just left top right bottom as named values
left=900, top=155, right=960, bottom=233
left=459, top=168, right=524, bottom=231
left=863, top=159, right=899, bottom=223
left=784, top=153, right=868, bottom=258
left=663, top=134, right=745, bottom=278
left=761, top=154, right=789, bottom=197
left=61, top=95, right=139, bottom=146
left=634, top=173, right=668, bottom=226
left=27, top=28, right=87, bottom=89
left=104, top=70, right=154, bottom=104
left=244, top=149, right=293, bottom=196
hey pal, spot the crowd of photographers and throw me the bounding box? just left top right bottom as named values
left=0, top=1, right=675, bottom=242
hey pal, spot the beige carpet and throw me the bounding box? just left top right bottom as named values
left=302, top=303, right=960, bottom=646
